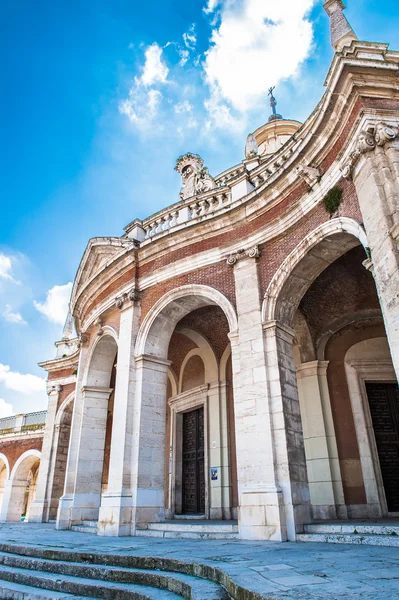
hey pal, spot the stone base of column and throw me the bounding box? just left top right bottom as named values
left=26, top=499, right=47, bottom=523
left=238, top=486, right=287, bottom=541
left=131, top=489, right=165, bottom=532
left=97, top=493, right=133, bottom=536
left=55, top=495, right=73, bottom=530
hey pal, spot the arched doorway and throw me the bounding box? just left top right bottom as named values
left=0, top=450, right=41, bottom=522
left=133, top=285, right=238, bottom=530
left=264, top=218, right=398, bottom=521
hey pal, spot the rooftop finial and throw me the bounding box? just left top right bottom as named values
left=268, top=86, right=282, bottom=122
left=62, top=308, right=74, bottom=340
left=324, top=0, right=357, bottom=52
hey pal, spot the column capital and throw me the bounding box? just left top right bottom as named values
left=81, top=386, right=113, bottom=398
left=115, top=286, right=141, bottom=310
left=226, top=244, right=260, bottom=266
left=134, top=354, right=172, bottom=369
left=296, top=360, right=330, bottom=379
left=341, top=122, right=399, bottom=179
left=47, top=384, right=63, bottom=395
left=262, top=319, right=295, bottom=341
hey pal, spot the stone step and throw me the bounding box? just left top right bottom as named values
left=147, top=520, right=238, bottom=536
left=304, top=522, right=399, bottom=536
left=173, top=514, right=206, bottom=520
left=0, top=579, right=93, bottom=599
left=136, top=529, right=239, bottom=540
left=297, top=532, right=399, bottom=547
left=71, top=520, right=98, bottom=534
left=0, top=549, right=230, bottom=600
left=0, top=563, right=183, bottom=600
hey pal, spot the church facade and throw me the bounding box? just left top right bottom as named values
left=1, top=1, right=399, bottom=541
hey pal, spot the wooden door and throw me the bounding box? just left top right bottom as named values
left=182, top=407, right=205, bottom=514
left=366, top=382, right=399, bottom=512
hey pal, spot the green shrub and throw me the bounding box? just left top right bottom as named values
left=323, top=186, right=343, bottom=215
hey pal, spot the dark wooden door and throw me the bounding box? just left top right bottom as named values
left=182, top=407, right=205, bottom=514
left=366, top=382, right=399, bottom=512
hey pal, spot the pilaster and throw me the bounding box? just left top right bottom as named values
left=98, top=292, right=141, bottom=536
left=27, top=384, right=63, bottom=523
left=229, top=247, right=288, bottom=540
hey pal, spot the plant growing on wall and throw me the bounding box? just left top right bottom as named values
left=323, top=186, right=343, bottom=215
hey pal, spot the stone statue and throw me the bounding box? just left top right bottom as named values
left=245, top=133, right=259, bottom=159
left=175, top=153, right=216, bottom=201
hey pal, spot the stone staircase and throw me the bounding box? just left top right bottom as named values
left=0, top=543, right=232, bottom=599
left=297, top=521, right=399, bottom=547
left=136, top=520, right=239, bottom=540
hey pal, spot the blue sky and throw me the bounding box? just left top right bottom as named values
left=1, top=0, right=398, bottom=417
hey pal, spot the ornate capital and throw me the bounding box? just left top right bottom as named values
left=115, top=286, right=141, bottom=309
left=341, top=123, right=398, bottom=179
left=227, top=245, right=260, bottom=266
left=48, top=384, right=63, bottom=395
left=95, top=318, right=104, bottom=336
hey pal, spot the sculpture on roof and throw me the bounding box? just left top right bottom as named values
left=245, top=133, right=259, bottom=159
left=175, top=153, right=216, bottom=200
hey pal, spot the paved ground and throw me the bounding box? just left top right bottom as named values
left=0, top=523, right=398, bottom=599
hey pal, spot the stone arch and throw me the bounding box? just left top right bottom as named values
left=1, top=450, right=41, bottom=522
left=219, top=344, right=232, bottom=382
left=84, top=334, right=118, bottom=388
left=180, top=351, right=206, bottom=393
left=135, top=284, right=238, bottom=359
left=263, top=218, right=368, bottom=325
left=0, top=453, right=10, bottom=513
left=55, top=392, right=75, bottom=426
left=177, top=327, right=219, bottom=386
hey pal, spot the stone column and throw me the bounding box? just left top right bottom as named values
left=131, top=354, right=170, bottom=531
left=263, top=320, right=311, bottom=539
left=345, top=123, right=399, bottom=380
left=229, top=247, right=290, bottom=540
left=208, top=381, right=232, bottom=520
left=56, top=338, right=90, bottom=529
left=296, top=361, right=346, bottom=520
left=98, top=295, right=140, bottom=536
left=68, top=386, right=112, bottom=524
left=29, top=385, right=62, bottom=523
left=0, top=480, right=26, bottom=522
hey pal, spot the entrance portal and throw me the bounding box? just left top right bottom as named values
left=182, top=407, right=205, bottom=514
left=366, top=382, right=399, bottom=512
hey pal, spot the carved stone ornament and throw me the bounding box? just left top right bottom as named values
left=227, top=245, right=260, bottom=266
left=79, top=332, right=89, bottom=346
left=341, top=122, right=398, bottom=179
left=245, top=133, right=259, bottom=159
left=115, top=286, right=140, bottom=309
left=296, top=164, right=321, bottom=187
left=95, top=318, right=104, bottom=336
left=49, top=384, right=63, bottom=395
left=375, top=122, right=397, bottom=146
left=175, top=153, right=216, bottom=201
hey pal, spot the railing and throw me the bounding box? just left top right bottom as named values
left=142, top=188, right=232, bottom=240
left=0, top=410, right=47, bottom=436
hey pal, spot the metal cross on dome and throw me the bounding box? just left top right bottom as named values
left=268, top=86, right=277, bottom=116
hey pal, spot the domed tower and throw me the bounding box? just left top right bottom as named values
left=251, top=87, right=301, bottom=157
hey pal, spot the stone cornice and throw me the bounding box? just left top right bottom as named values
left=38, top=349, right=80, bottom=373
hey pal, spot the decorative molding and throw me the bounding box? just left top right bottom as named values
left=48, top=384, right=63, bottom=395
left=226, top=244, right=260, bottom=266
left=341, top=123, right=398, bottom=179
left=95, top=318, right=104, bottom=336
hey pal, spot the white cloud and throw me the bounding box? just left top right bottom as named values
left=203, top=0, right=221, bottom=15
left=0, top=253, right=20, bottom=285
left=0, top=364, right=46, bottom=395
left=204, top=0, right=316, bottom=119
left=174, top=100, right=193, bottom=114
left=0, top=398, right=14, bottom=419
left=140, top=43, right=168, bottom=86
left=2, top=305, right=27, bottom=325
left=34, top=282, right=72, bottom=326
left=183, top=24, right=197, bottom=51
left=120, top=88, right=163, bottom=130
left=178, top=49, right=190, bottom=67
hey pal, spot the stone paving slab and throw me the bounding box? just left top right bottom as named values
left=0, top=523, right=398, bottom=599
